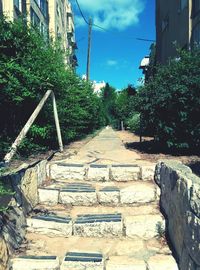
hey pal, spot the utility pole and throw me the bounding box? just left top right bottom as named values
left=86, top=18, right=92, bottom=81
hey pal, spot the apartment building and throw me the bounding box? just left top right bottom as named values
left=1, top=0, right=49, bottom=36
left=48, top=0, right=77, bottom=67
left=66, top=1, right=77, bottom=67
left=1, top=0, right=77, bottom=68
left=156, top=0, right=200, bottom=64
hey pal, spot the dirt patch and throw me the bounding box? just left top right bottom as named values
left=117, top=130, right=200, bottom=177
left=6, top=131, right=101, bottom=171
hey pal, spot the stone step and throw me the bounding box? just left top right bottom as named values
left=106, top=255, right=179, bottom=270
left=38, top=181, right=158, bottom=206
left=24, top=232, right=175, bottom=261
left=74, top=213, right=123, bottom=238
left=27, top=215, right=72, bottom=237
left=49, top=163, right=155, bottom=182
left=11, top=253, right=178, bottom=270
left=106, top=256, right=147, bottom=270
left=27, top=205, right=164, bottom=239
left=61, top=251, right=104, bottom=270
left=11, top=256, right=60, bottom=270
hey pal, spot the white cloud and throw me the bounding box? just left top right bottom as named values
left=74, top=0, right=145, bottom=31
left=107, top=60, right=118, bottom=66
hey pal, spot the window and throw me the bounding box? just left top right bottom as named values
left=30, top=7, right=40, bottom=27
left=162, top=15, right=169, bottom=32
left=40, top=0, right=48, bottom=18
left=192, top=0, right=200, bottom=17
left=14, top=0, right=22, bottom=11
left=34, top=0, right=40, bottom=7
left=180, top=0, right=188, bottom=10
left=192, top=23, right=200, bottom=47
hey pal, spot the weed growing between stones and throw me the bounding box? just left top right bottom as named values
left=156, top=221, right=165, bottom=239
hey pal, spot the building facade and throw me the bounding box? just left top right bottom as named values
left=1, top=0, right=49, bottom=35
left=156, top=0, right=200, bottom=64
left=48, top=0, right=77, bottom=67
left=1, top=0, right=77, bottom=68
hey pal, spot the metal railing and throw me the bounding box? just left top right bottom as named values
left=3, top=90, right=63, bottom=164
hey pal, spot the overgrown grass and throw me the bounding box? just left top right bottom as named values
left=0, top=169, right=14, bottom=211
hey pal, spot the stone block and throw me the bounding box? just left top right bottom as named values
left=111, top=165, right=140, bottom=182
left=0, top=235, right=8, bottom=270
left=185, top=211, right=200, bottom=266
left=190, top=182, right=200, bottom=218
left=125, top=214, right=165, bottom=239
left=50, top=163, right=86, bottom=181
left=87, top=165, right=110, bottom=181
left=27, top=215, right=72, bottom=237
left=74, top=213, right=123, bottom=237
left=106, top=256, right=146, bottom=270
left=179, top=246, right=196, bottom=270
left=59, top=183, right=97, bottom=206
left=36, top=160, right=47, bottom=186
left=140, top=165, right=156, bottom=181
left=98, top=187, right=120, bottom=205
left=120, top=183, right=156, bottom=204
left=11, top=256, right=60, bottom=270
left=61, top=252, right=104, bottom=270
left=38, top=188, right=59, bottom=205
left=21, top=167, right=38, bottom=208
left=147, top=254, right=178, bottom=270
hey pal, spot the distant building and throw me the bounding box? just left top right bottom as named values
left=93, top=81, right=106, bottom=95
left=139, top=56, right=150, bottom=82
left=139, top=43, right=156, bottom=82
left=82, top=75, right=105, bottom=95
left=156, top=0, right=200, bottom=64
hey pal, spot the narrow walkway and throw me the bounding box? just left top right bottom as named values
left=61, top=127, right=142, bottom=165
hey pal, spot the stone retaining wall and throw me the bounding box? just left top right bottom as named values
left=155, top=160, right=200, bottom=270
left=0, top=160, right=47, bottom=270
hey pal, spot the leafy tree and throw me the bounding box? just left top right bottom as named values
left=0, top=16, right=105, bottom=159
left=101, top=83, right=117, bottom=125
left=115, top=85, right=138, bottom=129
left=136, top=49, right=200, bottom=150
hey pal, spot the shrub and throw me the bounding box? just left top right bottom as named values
left=136, top=49, right=200, bottom=150
left=0, top=16, right=105, bottom=159
left=127, top=114, right=140, bottom=134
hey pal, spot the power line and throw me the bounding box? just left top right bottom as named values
left=74, top=0, right=155, bottom=42
left=136, top=38, right=155, bottom=42
left=74, top=0, right=89, bottom=25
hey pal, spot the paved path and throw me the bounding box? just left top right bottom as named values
left=62, top=127, right=142, bottom=165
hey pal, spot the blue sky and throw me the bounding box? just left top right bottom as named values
left=72, top=0, right=155, bottom=90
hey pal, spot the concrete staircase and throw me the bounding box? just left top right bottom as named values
left=11, top=163, right=179, bottom=270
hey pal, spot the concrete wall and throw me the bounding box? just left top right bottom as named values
left=155, top=160, right=200, bottom=270
left=156, top=0, right=191, bottom=64
left=0, top=160, right=47, bottom=270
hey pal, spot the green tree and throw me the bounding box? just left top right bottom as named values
left=0, top=16, right=105, bottom=159
left=136, top=49, right=200, bottom=150
left=101, top=83, right=117, bottom=125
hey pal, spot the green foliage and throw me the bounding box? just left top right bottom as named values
left=101, top=83, right=117, bottom=126
left=0, top=16, right=105, bottom=159
left=136, top=49, right=200, bottom=150
left=0, top=176, right=14, bottom=212
left=127, top=113, right=140, bottom=134
left=156, top=221, right=165, bottom=239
